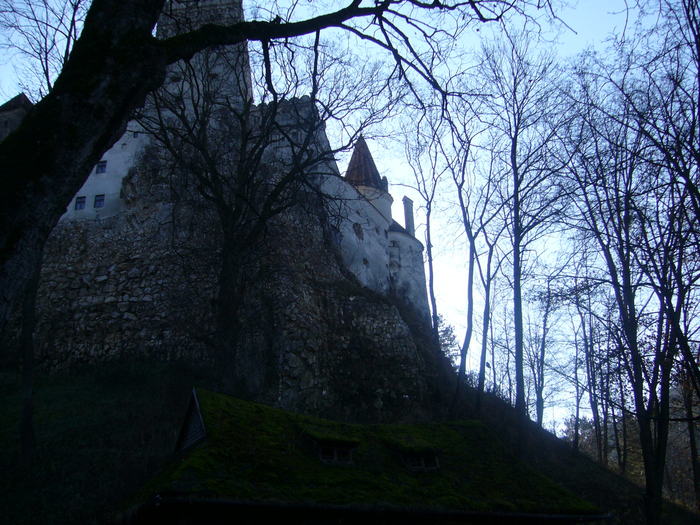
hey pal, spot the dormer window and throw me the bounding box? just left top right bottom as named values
left=317, top=440, right=356, bottom=465
left=402, top=451, right=439, bottom=472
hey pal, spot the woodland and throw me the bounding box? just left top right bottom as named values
left=0, top=1, right=699, bottom=524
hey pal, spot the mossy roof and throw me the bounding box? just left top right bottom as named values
left=140, top=389, right=600, bottom=517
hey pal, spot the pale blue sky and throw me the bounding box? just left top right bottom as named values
left=0, top=1, right=633, bottom=101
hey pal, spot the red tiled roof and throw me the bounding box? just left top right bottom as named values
left=345, top=136, right=385, bottom=190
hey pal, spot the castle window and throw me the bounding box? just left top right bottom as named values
left=95, top=160, right=107, bottom=174
left=352, top=223, right=364, bottom=240
left=74, top=196, right=86, bottom=210
left=94, top=194, right=105, bottom=208
left=402, top=451, right=439, bottom=472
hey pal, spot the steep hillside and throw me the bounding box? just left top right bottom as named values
left=0, top=362, right=697, bottom=524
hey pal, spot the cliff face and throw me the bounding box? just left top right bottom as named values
left=15, top=154, right=449, bottom=422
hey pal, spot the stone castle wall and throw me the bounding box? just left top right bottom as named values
left=19, top=156, right=450, bottom=422
left=230, top=194, right=444, bottom=422
left=33, top=164, right=221, bottom=367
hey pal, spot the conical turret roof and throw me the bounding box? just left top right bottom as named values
left=345, top=136, right=386, bottom=191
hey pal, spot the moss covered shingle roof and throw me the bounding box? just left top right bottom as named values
left=136, top=389, right=605, bottom=522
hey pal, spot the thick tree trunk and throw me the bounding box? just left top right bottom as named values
left=0, top=0, right=168, bottom=334
left=216, top=236, right=256, bottom=395
left=587, top=361, right=603, bottom=462
left=20, top=257, right=41, bottom=465
left=424, top=206, right=440, bottom=345
left=683, top=377, right=700, bottom=512
left=636, top=409, right=660, bottom=524
left=611, top=403, right=622, bottom=472
left=513, top=240, right=525, bottom=416
left=601, top=359, right=610, bottom=468
left=511, top=154, right=526, bottom=416
left=573, top=337, right=581, bottom=453
left=454, top=236, right=475, bottom=410
left=534, top=286, right=551, bottom=428
left=619, top=372, right=628, bottom=474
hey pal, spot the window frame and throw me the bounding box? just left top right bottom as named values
left=94, top=194, right=105, bottom=209
left=74, top=196, right=86, bottom=210
left=402, top=451, right=440, bottom=472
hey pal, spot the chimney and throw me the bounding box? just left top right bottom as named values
left=402, top=196, right=415, bottom=236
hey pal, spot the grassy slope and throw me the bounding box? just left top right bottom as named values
left=0, top=362, right=697, bottom=524
left=462, top=390, right=699, bottom=525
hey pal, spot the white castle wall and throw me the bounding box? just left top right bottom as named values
left=317, top=172, right=429, bottom=321
left=61, top=125, right=147, bottom=221
left=62, top=1, right=248, bottom=223
left=320, top=175, right=392, bottom=295
left=389, top=229, right=429, bottom=320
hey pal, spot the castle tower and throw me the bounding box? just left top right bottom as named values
left=339, top=135, right=426, bottom=319
left=157, top=0, right=252, bottom=110
left=345, top=136, right=393, bottom=221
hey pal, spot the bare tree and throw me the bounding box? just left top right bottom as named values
left=475, top=28, right=567, bottom=417
left=561, top=51, right=695, bottom=523
left=475, top=206, right=506, bottom=409
left=440, top=102, right=509, bottom=410
left=611, top=0, right=700, bottom=400
left=524, top=273, right=558, bottom=428
left=0, top=0, right=88, bottom=100
left=402, top=108, right=450, bottom=342
left=136, top=14, right=403, bottom=389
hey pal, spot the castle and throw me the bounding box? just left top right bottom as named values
left=1, top=0, right=441, bottom=421
left=53, top=0, right=428, bottom=322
